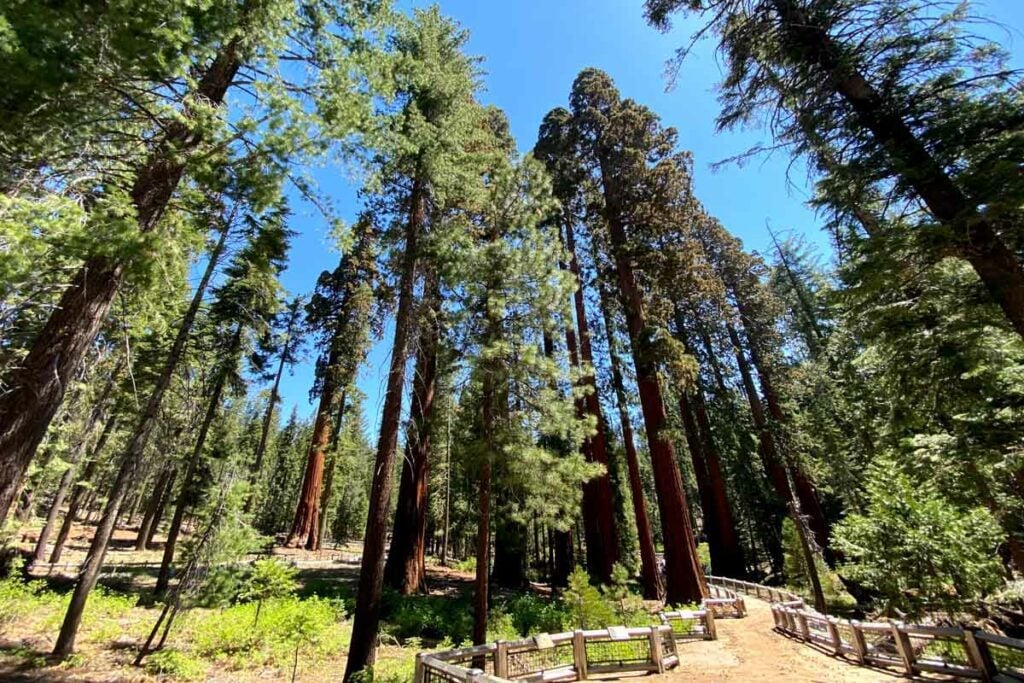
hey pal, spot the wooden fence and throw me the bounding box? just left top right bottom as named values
left=773, top=602, right=1024, bottom=682
left=705, top=574, right=1024, bottom=682
left=415, top=626, right=681, bottom=683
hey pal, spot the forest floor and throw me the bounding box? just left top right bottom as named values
left=2, top=519, right=954, bottom=682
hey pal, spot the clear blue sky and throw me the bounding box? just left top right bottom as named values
left=270, top=0, right=1024, bottom=430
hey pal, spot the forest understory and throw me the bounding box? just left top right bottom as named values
left=3, top=0, right=1024, bottom=681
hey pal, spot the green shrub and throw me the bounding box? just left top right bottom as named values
left=454, top=557, right=476, bottom=573
left=190, top=596, right=346, bottom=668
left=144, top=649, right=208, bottom=680
left=782, top=518, right=856, bottom=612
left=381, top=590, right=475, bottom=643
left=499, top=593, right=570, bottom=635
left=834, top=462, right=1004, bottom=616
left=564, top=568, right=616, bottom=629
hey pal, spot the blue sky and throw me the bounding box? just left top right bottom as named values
left=269, top=0, right=1024, bottom=429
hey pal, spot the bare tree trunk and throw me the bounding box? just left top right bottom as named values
left=145, top=468, right=177, bottom=550
left=135, top=466, right=174, bottom=551
left=595, top=271, right=663, bottom=598
left=727, top=321, right=825, bottom=609
left=678, top=391, right=744, bottom=577
left=343, top=174, right=424, bottom=682
left=1, top=40, right=243, bottom=525
left=287, top=367, right=336, bottom=549
left=384, top=273, right=441, bottom=594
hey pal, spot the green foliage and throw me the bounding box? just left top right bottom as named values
left=381, top=590, right=475, bottom=643
left=240, top=559, right=300, bottom=608
left=143, top=648, right=208, bottom=681
left=564, top=568, right=616, bottom=630
left=834, top=460, right=1004, bottom=616
left=781, top=519, right=855, bottom=612
left=189, top=596, right=346, bottom=668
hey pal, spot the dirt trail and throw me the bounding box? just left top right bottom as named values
left=655, top=599, right=943, bottom=683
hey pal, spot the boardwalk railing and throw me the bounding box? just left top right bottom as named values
left=415, top=626, right=681, bottom=683
left=705, top=575, right=805, bottom=609
left=707, top=574, right=1024, bottom=682
left=772, top=602, right=1024, bottom=682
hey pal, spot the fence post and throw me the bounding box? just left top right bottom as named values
left=796, top=612, right=810, bottom=640
left=704, top=609, right=718, bottom=640
left=494, top=641, right=508, bottom=679
left=962, top=631, right=995, bottom=682
left=826, top=617, right=841, bottom=654
left=414, top=654, right=425, bottom=683
left=572, top=630, right=588, bottom=680
left=850, top=621, right=867, bottom=664
left=648, top=627, right=665, bottom=674
left=465, top=668, right=484, bottom=683
left=890, top=622, right=915, bottom=675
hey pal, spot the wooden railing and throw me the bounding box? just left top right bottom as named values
left=415, top=625, right=681, bottom=683
left=705, top=575, right=805, bottom=609
left=772, top=602, right=1024, bottom=682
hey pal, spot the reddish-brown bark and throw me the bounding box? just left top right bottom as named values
left=595, top=273, right=662, bottom=598
left=563, top=221, right=619, bottom=583
left=343, top=175, right=424, bottom=682
left=601, top=194, right=706, bottom=604
left=383, top=274, right=441, bottom=594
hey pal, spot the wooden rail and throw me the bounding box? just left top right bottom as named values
left=415, top=625, right=682, bottom=683
left=762, top=590, right=1024, bottom=682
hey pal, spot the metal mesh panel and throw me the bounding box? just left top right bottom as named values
left=861, top=629, right=902, bottom=664
left=987, top=640, right=1024, bottom=678
left=664, top=614, right=699, bottom=638
left=660, top=628, right=678, bottom=657
left=584, top=637, right=651, bottom=667
left=423, top=664, right=461, bottom=683
left=834, top=621, right=857, bottom=651
left=907, top=634, right=970, bottom=668
left=448, top=653, right=495, bottom=675
left=505, top=643, right=574, bottom=679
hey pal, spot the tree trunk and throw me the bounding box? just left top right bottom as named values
left=727, top=321, right=825, bottom=608
left=135, top=466, right=174, bottom=551
left=595, top=272, right=662, bottom=598
left=248, top=301, right=302, bottom=511
left=492, top=515, right=528, bottom=589
left=154, top=332, right=235, bottom=596
left=562, top=221, right=619, bottom=583
left=49, top=412, right=118, bottom=564
left=1, top=40, right=243, bottom=527
left=772, top=0, right=1024, bottom=341
left=146, top=468, right=177, bottom=550
left=678, top=391, right=744, bottom=577
left=286, top=366, right=336, bottom=549
left=692, top=387, right=746, bottom=576
left=31, top=361, right=122, bottom=564
left=599, top=178, right=707, bottom=605
left=343, top=173, right=424, bottom=683
left=316, top=394, right=348, bottom=551
left=384, top=273, right=441, bottom=594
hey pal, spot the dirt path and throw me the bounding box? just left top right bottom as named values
left=655, top=599, right=942, bottom=683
